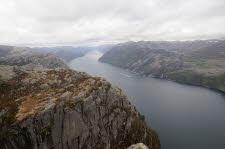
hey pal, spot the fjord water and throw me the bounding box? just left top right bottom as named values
left=69, top=51, right=225, bottom=149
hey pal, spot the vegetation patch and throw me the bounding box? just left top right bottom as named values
left=168, top=71, right=225, bottom=90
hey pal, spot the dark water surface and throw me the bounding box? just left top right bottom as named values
left=69, top=51, right=225, bottom=149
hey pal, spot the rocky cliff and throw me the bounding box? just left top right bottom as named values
left=99, top=40, right=225, bottom=92
left=0, top=67, right=160, bottom=149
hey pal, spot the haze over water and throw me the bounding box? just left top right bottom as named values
left=69, top=51, right=225, bottom=149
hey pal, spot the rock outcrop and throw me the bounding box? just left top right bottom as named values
left=127, top=143, right=149, bottom=149
left=0, top=67, right=160, bottom=149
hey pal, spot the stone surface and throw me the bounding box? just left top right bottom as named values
left=127, top=143, right=149, bottom=149
left=0, top=67, right=160, bottom=149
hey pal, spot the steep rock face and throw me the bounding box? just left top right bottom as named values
left=0, top=67, right=160, bottom=149
left=0, top=45, right=69, bottom=71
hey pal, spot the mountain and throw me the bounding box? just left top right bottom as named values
left=99, top=40, right=225, bottom=92
left=0, top=67, right=160, bottom=149
left=0, top=45, right=69, bottom=71
left=32, top=45, right=113, bottom=62
left=32, top=46, right=92, bottom=62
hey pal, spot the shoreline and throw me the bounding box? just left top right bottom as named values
left=99, top=60, right=225, bottom=95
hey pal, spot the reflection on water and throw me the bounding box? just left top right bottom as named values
left=69, top=51, right=225, bottom=149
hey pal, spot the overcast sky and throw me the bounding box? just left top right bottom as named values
left=0, top=0, right=225, bottom=46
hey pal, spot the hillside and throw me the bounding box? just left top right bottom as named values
left=32, top=46, right=92, bottom=62
left=0, top=45, right=69, bottom=71
left=99, top=40, right=225, bottom=92
left=32, top=45, right=113, bottom=62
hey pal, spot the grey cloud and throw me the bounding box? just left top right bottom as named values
left=0, top=0, right=225, bottom=46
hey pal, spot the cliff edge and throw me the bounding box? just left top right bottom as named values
left=0, top=67, right=160, bottom=149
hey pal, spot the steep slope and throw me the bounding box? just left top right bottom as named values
left=0, top=67, right=160, bottom=149
left=99, top=40, right=225, bottom=92
left=0, top=45, right=69, bottom=71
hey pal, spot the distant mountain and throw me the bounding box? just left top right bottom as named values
left=0, top=45, right=32, bottom=57
left=0, top=45, right=69, bottom=71
left=32, top=46, right=92, bottom=62
left=99, top=40, right=225, bottom=92
left=95, top=44, right=114, bottom=53
left=32, top=45, right=113, bottom=62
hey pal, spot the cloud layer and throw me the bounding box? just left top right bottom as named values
left=0, top=0, right=225, bottom=46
